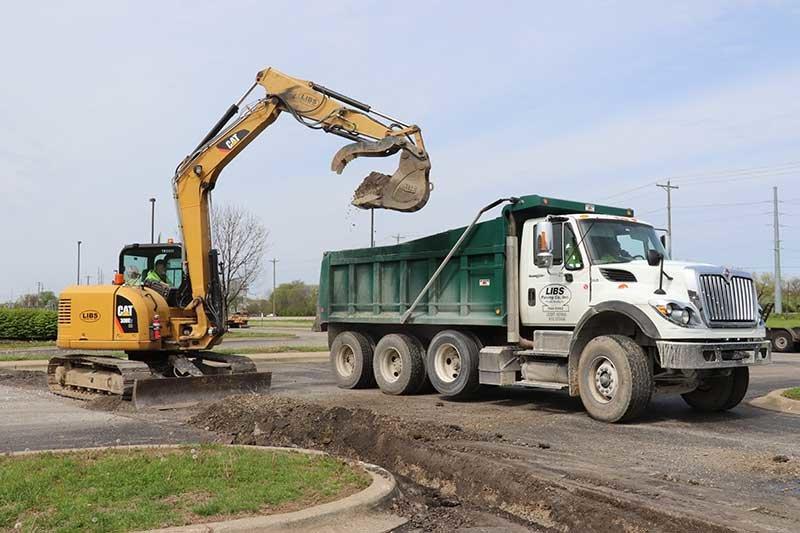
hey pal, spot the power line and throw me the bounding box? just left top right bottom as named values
left=601, top=160, right=800, bottom=201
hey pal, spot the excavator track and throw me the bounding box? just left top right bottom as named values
left=47, top=353, right=271, bottom=408
left=47, top=355, right=153, bottom=401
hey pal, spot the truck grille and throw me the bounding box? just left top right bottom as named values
left=698, top=274, right=757, bottom=326
left=58, top=299, right=71, bottom=324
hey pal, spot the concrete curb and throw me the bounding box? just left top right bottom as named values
left=749, top=388, right=800, bottom=415
left=4, top=444, right=403, bottom=533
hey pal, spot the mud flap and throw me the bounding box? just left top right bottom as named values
left=332, top=136, right=431, bottom=212
left=132, top=371, right=272, bottom=410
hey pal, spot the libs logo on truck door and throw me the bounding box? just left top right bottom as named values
left=115, top=295, right=138, bottom=334
left=216, top=129, right=250, bottom=152
left=540, top=284, right=572, bottom=321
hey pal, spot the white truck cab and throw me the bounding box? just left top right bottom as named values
left=501, top=212, right=771, bottom=421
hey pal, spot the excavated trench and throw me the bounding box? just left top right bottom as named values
left=190, top=395, right=733, bottom=533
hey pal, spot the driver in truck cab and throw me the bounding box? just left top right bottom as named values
left=146, top=259, right=169, bottom=284
left=591, top=235, right=632, bottom=264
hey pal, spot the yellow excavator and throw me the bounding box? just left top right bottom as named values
left=51, top=67, right=431, bottom=408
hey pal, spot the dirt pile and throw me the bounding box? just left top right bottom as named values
left=191, top=395, right=731, bottom=533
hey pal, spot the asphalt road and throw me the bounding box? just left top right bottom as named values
left=1, top=351, right=797, bottom=532
left=0, top=385, right=212, bottom=452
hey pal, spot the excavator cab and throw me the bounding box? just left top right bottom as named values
left=119, top=243, right=183, bottom=286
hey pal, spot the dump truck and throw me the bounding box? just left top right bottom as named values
left=318, top=195, right=771, bottom=422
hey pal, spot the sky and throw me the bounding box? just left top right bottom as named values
left=0, top=0, right=798, bottom=301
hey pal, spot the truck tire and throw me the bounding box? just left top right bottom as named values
left=373, top=334, right=427, bottom=395
left=682, top=367, right=749, bottom=412
left=330, top=331, right=376, bottom=389
left=426, top=330, right=481, bottom=398
left=577, top=335, right=653, bottom=423
left=771, top=330, right=794, bottom=353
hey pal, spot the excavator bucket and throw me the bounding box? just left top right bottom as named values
left=132, top=371, right=272, bottom=410
left=332, top=136, right=431, bottom=213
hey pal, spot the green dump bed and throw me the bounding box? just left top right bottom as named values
left=317, top=195, right=632, bottom=328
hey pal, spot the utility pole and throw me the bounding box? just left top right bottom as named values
left=76, top=240, right=82, bottom=285
left=86, top=275, right=92, bottom=285
left=149, top=198, right=156, bottom=244
left=370, top=209, right=375, bottom=248
left=391, top=233, right=406, bottom=245
left=773, top=186, right=783, bottom=314
left=656, top=180, right=679, bottom=257
left=270, top=258, right=279, bottom=316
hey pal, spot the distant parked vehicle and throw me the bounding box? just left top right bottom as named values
left=763, top=304, right=800, bottom=353
left=227, top=312, right=250, bottom=329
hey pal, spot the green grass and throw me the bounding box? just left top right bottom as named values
left=212, top=345, right=328, bottom=356
left=247, top=319, right=315, bottom=329
left=782, top=387, right=800, bottom=401
left=0, top=340, right=56, bottom=350
left=225, top=330, right=297, bottom=339
left=0, top=445, right=368, bottom=533
left=768, top=315, right=800, bottom=329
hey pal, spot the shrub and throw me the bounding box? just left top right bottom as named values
left=0, top=308, right=58, bottom=340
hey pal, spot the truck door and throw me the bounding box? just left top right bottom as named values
left=520, top=219, right=590, bottom=326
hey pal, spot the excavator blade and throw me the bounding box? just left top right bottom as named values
left=332, top=137, right=431, bottom=213
left=132, top=371, right=272, bottom=410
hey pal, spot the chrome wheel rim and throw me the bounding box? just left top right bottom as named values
left=335, top=344, right=355, bottom=377
left=434, top=343, right=461, bottom=383
left=590, top=356, right=618, bottom=404
left=775, top=336, right=789, bottom=350
left=379, top=347, right=403, bottom=383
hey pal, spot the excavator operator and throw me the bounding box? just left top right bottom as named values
left=145, top=259, right=169, bottom=283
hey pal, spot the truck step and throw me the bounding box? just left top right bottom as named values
left=514, top=379, right=569, bottom=391
left=514, top=349, right=568, bottom=359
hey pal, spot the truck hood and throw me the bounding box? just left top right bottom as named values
left=590, top=260, right=760, bottom=333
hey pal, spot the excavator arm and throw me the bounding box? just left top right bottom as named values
left=172, top=67, right=432, bottom=346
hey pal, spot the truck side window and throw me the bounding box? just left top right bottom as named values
left=564, top=225, right=583, bottom=270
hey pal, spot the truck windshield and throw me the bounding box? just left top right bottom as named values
left=579, top=219, right=667, bottom=265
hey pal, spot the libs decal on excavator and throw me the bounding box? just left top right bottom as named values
left=115, top=295, right=138, bottom=334
left=80, top=310, right=101, bottom=323
left=216, top=129, right=250, bottom=152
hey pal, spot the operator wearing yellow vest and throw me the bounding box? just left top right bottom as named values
left=146, top=259, right=169, bottom=284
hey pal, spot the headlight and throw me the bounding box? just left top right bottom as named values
left=651, top=300, right=696, bottom=327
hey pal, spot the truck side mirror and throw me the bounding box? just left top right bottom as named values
left=534, top=221, right=554, bottom=268
left=647, top=249, right=663, bottom=267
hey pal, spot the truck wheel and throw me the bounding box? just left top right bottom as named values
left=426, top=330, right=481, bottom=398
left=373, top=334, right=427, bottom=395
left=682, top=367, right=749, bottom=412
left=330, top=331, right=376, bottom=389
left=578, top=335, right=653, bottom=423
left=771, top=330, right=793, bottom=353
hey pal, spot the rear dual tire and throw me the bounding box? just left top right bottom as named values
left=373, top=334, right=428, bottom=395
left=330, top=331, right=376, bottom=389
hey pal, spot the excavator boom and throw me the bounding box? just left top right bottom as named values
left=51, top=66, right=432, bottom=409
